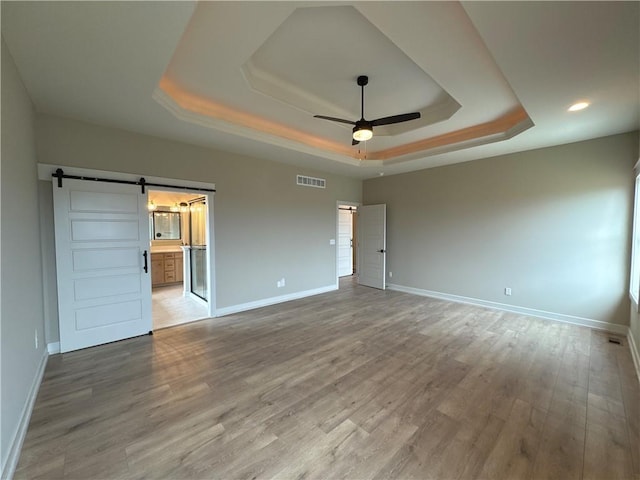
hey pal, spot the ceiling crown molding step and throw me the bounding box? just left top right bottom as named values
left=374, top=108, right=534, bottom=162
left=156, top=77, right=532, bottom=166
left=153, top=81, right=366, bottom=167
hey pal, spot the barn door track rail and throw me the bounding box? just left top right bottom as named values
left=53, top=168, right=216, bottom=194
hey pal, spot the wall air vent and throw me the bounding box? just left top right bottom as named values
left=297, top=175, right=326, bottom=189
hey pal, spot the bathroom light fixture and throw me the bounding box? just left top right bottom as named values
left=147, top=200, right=157, bottom=211
left=179, top=202, right=189, bottom=213
left=170, top=203, right=180, bottom=212
left=568, top=101, right=589, bottom=112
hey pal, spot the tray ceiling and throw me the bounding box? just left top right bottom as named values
left=157, top=2, right=532, bottom=167
left=2, top=1, right=637, bottom=178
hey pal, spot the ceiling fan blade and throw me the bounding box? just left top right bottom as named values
left=371, top=112, right=421, bottom=127
left=352, top=138, right=360, bottom=146
left=314, top=115, right=356, bottom=126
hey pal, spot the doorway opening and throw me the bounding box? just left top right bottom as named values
left=45, top=164, right=216, bottom=352
left=337, top=202, right=358, bottom=284
left=148, top=190, right=210, bottom=329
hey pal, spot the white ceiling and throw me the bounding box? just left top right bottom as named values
left=2, top=1, right=638, bottom=179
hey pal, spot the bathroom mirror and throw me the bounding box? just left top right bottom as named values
left=151, top=211, right=181, bottom=240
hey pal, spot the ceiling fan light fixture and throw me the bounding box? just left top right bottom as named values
left=353, top=126, right=373, bottom=142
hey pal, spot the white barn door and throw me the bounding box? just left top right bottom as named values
left=53, top=178, right=152, bottom=353
left=358, top=204, right=386, bottom=290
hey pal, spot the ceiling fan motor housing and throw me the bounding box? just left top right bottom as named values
left=354, top=119, right=372, bottom=130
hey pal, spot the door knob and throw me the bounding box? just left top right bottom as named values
left=378, top=249, right=386, bottom=253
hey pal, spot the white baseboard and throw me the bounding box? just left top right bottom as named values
left=47, top=342, right=60, bottom=355
left=627, top=329, right=640, bottom=383
left=1, top=349, right=48, bottom=480
left=216, top=285, right=337, bottom=317
left=387, top=283, right=630, bottom=336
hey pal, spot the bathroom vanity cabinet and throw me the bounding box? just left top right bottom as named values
left=151, top=251, right=184, bottom=286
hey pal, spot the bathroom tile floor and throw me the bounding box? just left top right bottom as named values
left=152, top=284, right=209, bottom=330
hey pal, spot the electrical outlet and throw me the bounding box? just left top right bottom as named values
left=277, top=278, right=286, bottom=288
left=505, top=287, right=512, bottom=296
left=35, top=329, right=38, bottom=349
left=389, top=271, right=393, bottom=278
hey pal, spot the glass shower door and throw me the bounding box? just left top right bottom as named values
left=189, top=198, right=207, bottom=301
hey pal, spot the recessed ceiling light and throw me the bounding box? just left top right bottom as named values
left=568, top=102, right=590, bottom=112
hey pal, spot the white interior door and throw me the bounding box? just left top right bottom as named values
left=53, top=178, right=152, bottom=353
left=338, top=208, right=354, bottom=277
left=358, top=204, right=386, bottom=290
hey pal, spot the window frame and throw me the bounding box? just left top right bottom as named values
left=630, top=169, right=640, bottom=305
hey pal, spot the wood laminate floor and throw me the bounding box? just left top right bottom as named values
left=15, top=278, right=640, bottom=479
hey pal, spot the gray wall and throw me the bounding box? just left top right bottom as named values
left=1, top=39, right=47, bottom=474
left=364, top=132, right=639, bottom=326
left=35, top=114, right=362, bottom=343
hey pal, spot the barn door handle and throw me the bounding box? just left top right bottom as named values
left=143, top=250, right=148, bottom=273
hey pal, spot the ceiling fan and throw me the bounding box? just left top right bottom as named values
left=314, top=75, right=421, bottom=145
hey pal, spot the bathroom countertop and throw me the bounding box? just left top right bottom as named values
left=150, top=246, right=185, bottom=254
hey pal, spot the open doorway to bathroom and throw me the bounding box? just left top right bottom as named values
left=148, top=190, right=209, bottom=329
left=337, top=203, right=358, bottom=282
